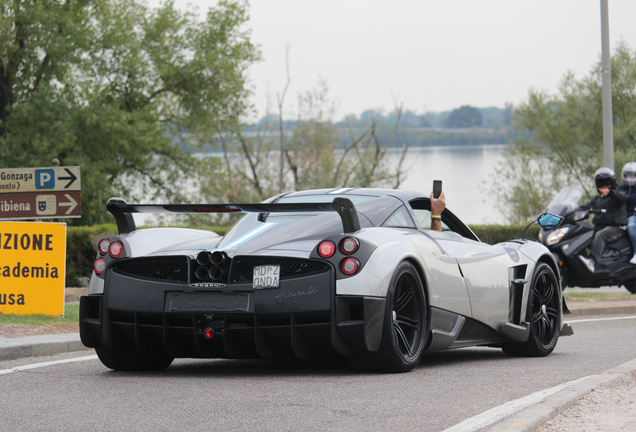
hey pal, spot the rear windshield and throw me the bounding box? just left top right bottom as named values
left=276, top=193, right=401, bottom=227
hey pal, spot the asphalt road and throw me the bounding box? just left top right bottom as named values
left=1, top=315, right=635, bottom=432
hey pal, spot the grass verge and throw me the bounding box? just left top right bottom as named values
left=0, top=303, right=79, bottom=326
left=563, top=291, right=634, bottom=301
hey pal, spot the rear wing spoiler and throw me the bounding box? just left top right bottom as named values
left=106, top=197, right=361, bottom=235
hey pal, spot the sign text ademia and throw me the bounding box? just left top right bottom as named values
left=0, top=221, right=66, bottom=316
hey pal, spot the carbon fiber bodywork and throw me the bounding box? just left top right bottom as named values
left=80, top=254, right=384, bottom=359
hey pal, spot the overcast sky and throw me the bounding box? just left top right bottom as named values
left=150, top=0, right=636, bottom=121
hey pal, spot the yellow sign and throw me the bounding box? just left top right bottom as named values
left=0, top=221, right=66, bottom=316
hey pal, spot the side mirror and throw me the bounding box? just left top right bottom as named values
left=537, top=213, right=564, bottom=230
left=522, top=213, right=564, bottom=240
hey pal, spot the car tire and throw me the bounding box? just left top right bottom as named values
left=96, top=347, right=174, bottom=371
left=352, top=261, right=427, bottom=373
left=502, top=262, right=560, bottom=357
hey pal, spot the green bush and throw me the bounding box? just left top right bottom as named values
left=469, top=224, right=540, bottom=245
left=64, top=223, right=538, bottom=287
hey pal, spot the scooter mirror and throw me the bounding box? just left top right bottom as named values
left=537, top=213, right=564, bottom=230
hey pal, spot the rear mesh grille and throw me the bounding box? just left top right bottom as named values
left=112, top=257, right=189, bottom=283
left=110, top=256, right=330, bottom=285
left=232, top=258, right=330, bottom=283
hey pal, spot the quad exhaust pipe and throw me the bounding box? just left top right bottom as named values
left=194, top=251, right=230, bottom=282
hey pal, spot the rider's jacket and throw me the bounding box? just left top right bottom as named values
left=577, top=187, right=627, bottom=228
left=617, top=183, right=636, bottom=217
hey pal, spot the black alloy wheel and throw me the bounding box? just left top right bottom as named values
left=352, top=261, right=427, bottom=373
left=531, top=265, right=559, bottom=350
left=503, top=262, right=560, bottom=357
left=391, top=266, right=425, bottom=362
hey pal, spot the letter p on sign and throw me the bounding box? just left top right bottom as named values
left=35, top=169, right=55, bottom=189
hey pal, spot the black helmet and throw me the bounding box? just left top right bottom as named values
left=595, top=167, right=616, bottom=189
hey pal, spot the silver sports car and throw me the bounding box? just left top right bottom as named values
left=80, top=188, right=572, bottom=372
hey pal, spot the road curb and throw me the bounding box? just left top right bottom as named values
left=485, top=350, right=636, bottom=431
left=0, top=334, right=91, bottom=361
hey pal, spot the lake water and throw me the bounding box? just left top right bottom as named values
left=138, top=144, right=509, bottom=226
left=389, top=144, right=509, bottom=225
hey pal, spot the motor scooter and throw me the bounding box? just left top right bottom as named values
left=538, top=186, right=636, bottom=293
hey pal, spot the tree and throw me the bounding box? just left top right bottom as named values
left=199, top=79, right=409, bottom=209
left=287, top=82, right=408, bottom=190
left=444, top=105, right=483, bottom=128
left=360, top=109, right=383, bottom=121
left=386, top=109, right=431, bottom=128
left=0, top=0, right=260, bottom=224
left=493, top=42, right=636, bottom=223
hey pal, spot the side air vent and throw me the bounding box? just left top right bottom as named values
left=509, top=264, right=528, bottom=325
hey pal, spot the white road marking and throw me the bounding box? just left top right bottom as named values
left=441, top=376, right=592, bottom=432
left=566, top=315, right=636, bottom=324
left=0, top=355, right=98, bottom=376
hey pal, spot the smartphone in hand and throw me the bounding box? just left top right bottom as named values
left=433, top=180, right=442, bottom=199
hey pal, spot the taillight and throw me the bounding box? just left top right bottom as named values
left=109, top=241, right=123, bottom=258
left=94, top=258, right=106, bottom=274
left=318, top=241, right=336, bottom=258
left=340, top=237, right=359, bottom=255
left=98, top=239, right=110, bottom=255
left=341, top=258, right=359, bottom=275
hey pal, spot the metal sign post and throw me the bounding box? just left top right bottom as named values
left=600, top=0, right=614, bottom=170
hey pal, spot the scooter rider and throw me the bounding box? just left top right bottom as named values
left=578, top=167, right=627, bottom=273
left=618, top=161, right=636, bottom=264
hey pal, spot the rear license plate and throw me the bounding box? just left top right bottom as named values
left=165, top=292, right=250, bottom=312
left=253, top=264, right=280, bottom=289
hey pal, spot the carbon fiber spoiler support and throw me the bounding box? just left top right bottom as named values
left=106, top=196, right=361, bottom=235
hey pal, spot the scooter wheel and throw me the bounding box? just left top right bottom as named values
left=559, top=266, right=568, bottom=289
left=624, top=281, right=636, bottom=294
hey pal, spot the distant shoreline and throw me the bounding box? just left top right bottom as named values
left=196, top=142, right=510, bottom=156
left=388, top=143, right=509, bottom=151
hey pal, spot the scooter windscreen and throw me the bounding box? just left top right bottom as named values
left=545, top=186, right=585, bottom=215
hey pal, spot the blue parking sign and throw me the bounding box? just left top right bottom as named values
left=35, top=169, right=55, bottom=189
